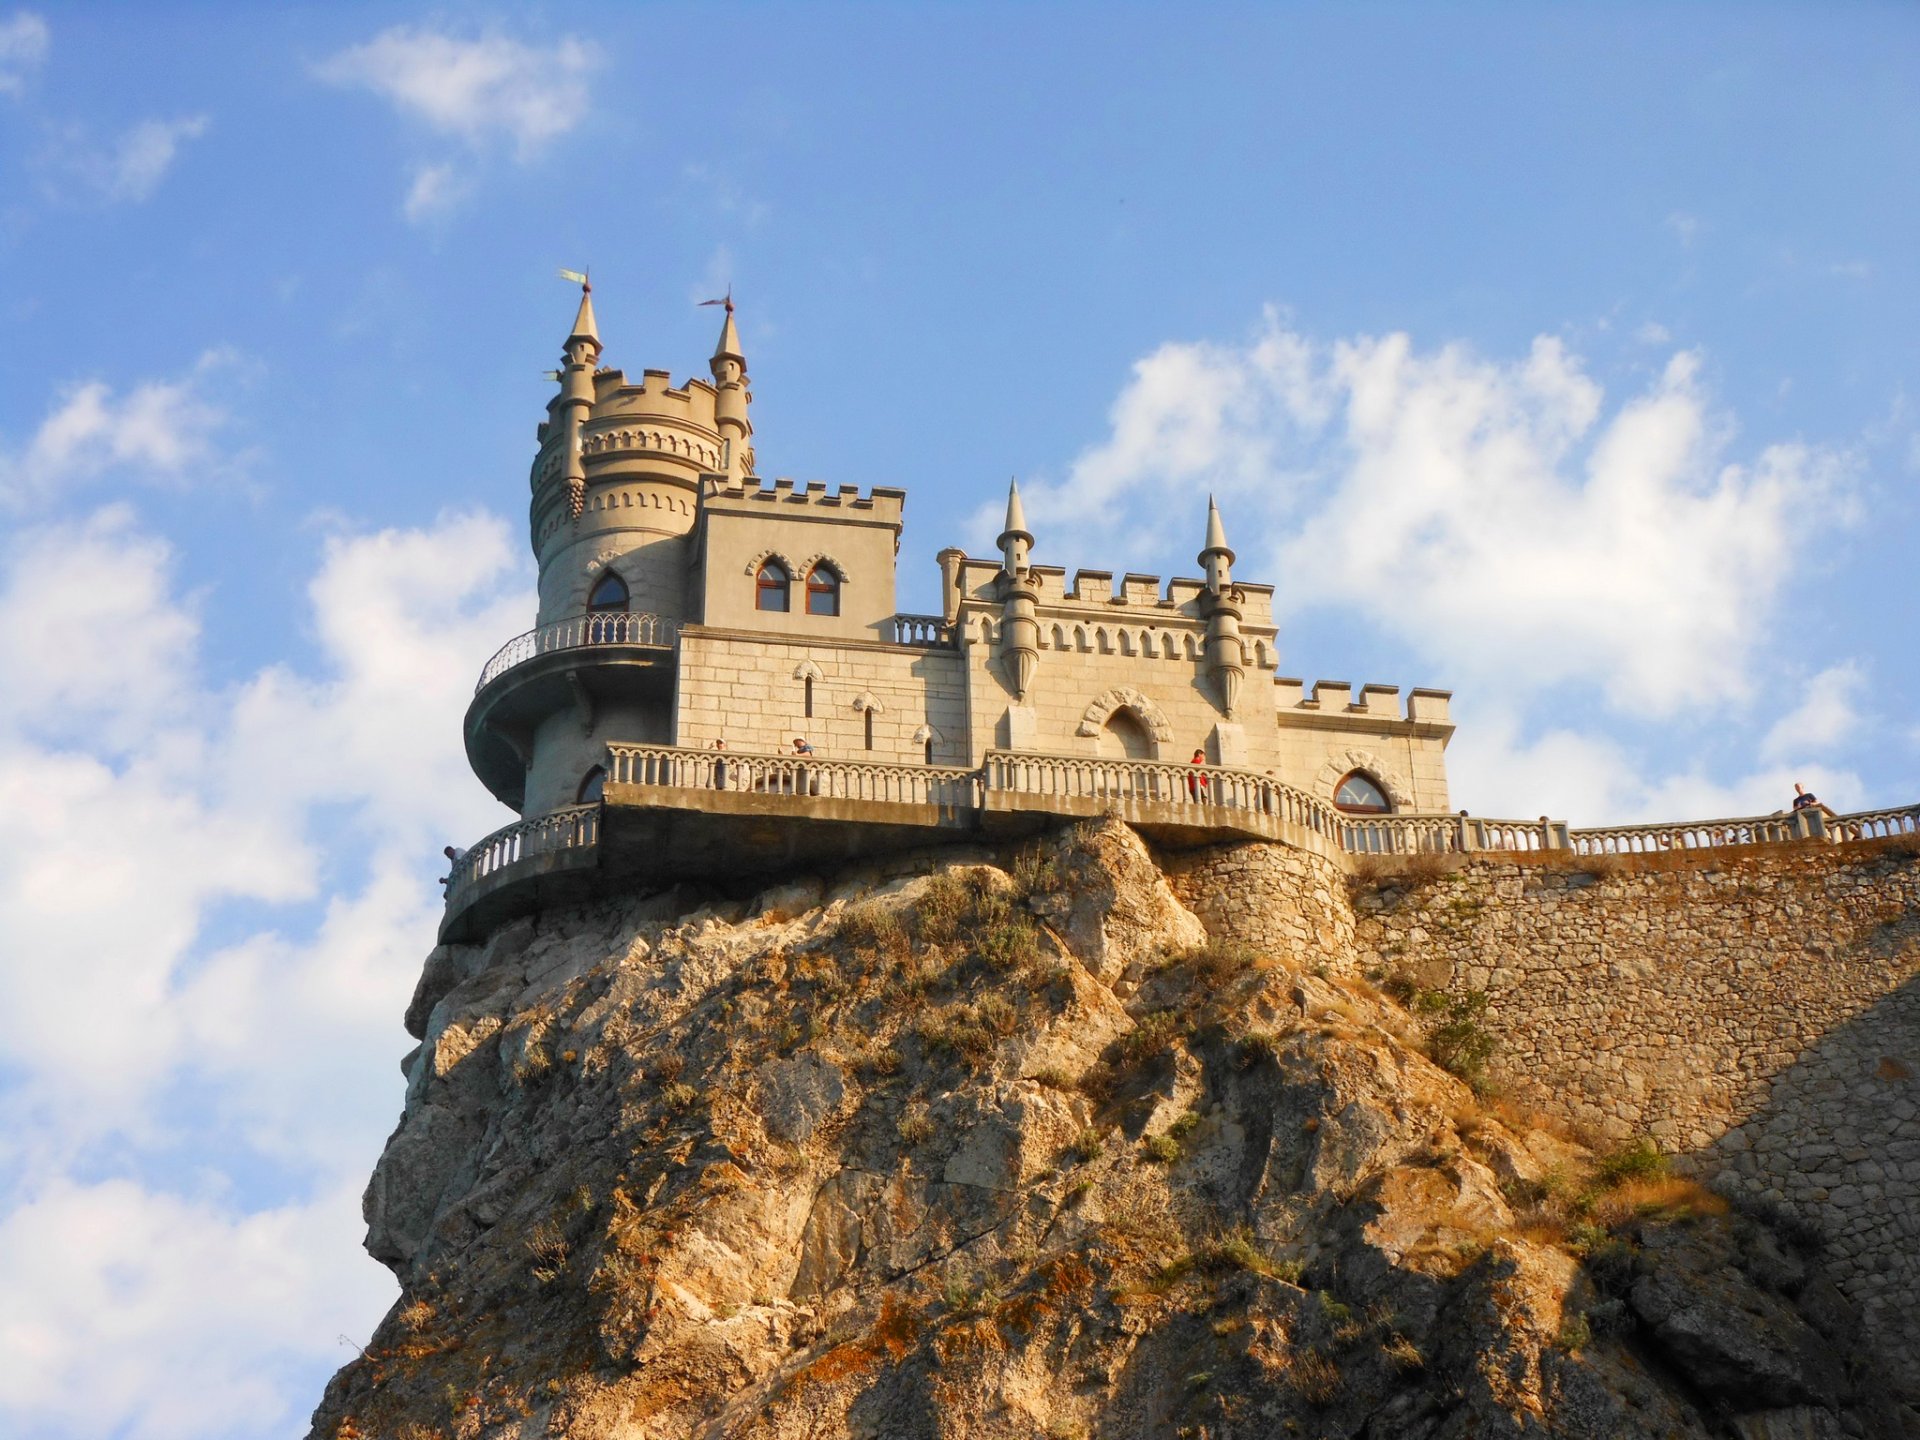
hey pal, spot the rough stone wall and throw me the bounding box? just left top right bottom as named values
left=1342, top=840, right=1920, bottom=1397
left=1160, top=838, right=1356, bottom=966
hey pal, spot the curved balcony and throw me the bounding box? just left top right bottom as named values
left=463, top=611, right=679, bottom=809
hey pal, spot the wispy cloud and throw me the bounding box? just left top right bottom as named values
left=0, top=350, right=238, bottom=509
left=0, top=10, right=48, bottom=97
left=36, top=114, right=210, bottom=205
left=1666, top=210, right=1702, bottom=247
left=317, top=25, right=597, bottom=222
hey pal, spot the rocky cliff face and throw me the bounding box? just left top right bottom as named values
left=309, top=822, right=1917, bottom=1440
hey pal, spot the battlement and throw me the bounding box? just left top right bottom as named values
left=702, top=476, right=906, bottom=525
left=1274, top=678, right=1452, bottom=726
left=583, top=367, right=721, bottom=427
left=950, top=554, right=1276, bottom=616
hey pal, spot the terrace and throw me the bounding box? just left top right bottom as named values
left=438, top=743, right=1920, bottom=943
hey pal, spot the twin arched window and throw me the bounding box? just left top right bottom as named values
left=755, top=560, right=841, bottom=616
left=806, top=565, right=840, bottom=616
left=755, top=560, right=790, bottom=612
left=1334, top=770, right=1392, bottom=815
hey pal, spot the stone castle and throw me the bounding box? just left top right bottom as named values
left=453, top=286, right=1460, bottom=933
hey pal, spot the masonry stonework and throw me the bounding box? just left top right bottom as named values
left=1161, top=833, right=1920, bottom=1395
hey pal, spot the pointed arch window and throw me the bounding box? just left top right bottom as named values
left=1333, top=771, right=1392, bottom=815
left=756, top=560, right=790, bottom=612
left=588, top=572, right=629, bottom=610
left=587, top=572, right=628, bottom=642
left=805, top=564, right=841, bottom=617
left=577, top=765, right=608, bottom=804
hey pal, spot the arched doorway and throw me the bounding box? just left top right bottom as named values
left=1096, top=708, right=1154, bottom=761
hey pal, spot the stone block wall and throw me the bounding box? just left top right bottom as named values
left=677, top=631, right=968, bottom=765
left=1165, top=834, right=1919, bottom=1395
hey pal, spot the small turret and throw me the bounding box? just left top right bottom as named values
left=558, top=280, right=601, bottom=519
left=997, top=479, right=1039, bottom=699
left=1198, top=497, right=1244, bottom=715
left=707, top=297, right=753, bottom=483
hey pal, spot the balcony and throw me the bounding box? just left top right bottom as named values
left=463, top=612, right=679, bottom=809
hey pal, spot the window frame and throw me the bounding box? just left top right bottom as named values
left=804, top=563, right=841, bottom=617
left=755, top=559, right=791, bottom=613
left=1332, top=770, right=1392, bottom=815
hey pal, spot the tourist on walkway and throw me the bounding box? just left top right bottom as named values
left=712, top=738, right=728, bottom=790
left=439, top=844, right=468, bottom=893
left=1187, top=748, right=1210, bottom=802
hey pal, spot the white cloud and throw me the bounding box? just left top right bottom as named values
left=0, top=493, right=531, bottom=1437
left=0, top=1178, right=389, bottom=1440
left=0, top=350, right=235, bottom=507
left=1636, top=320, right=1671, bottom=345
left=39, top=114, right=210, bottom=204
left=318, top=25, right=597, bottom=218
left=1013, top=314, right=1854, bottom=718
left=1448, top=704, right=1863, bottom=826
left=402, top=159, right=467, bottom=222
left=1760, top=661, right=1866, bottom=762
left=1667, top=210, right=1702, bottom=247
left=0, top=10, right=48, bottom=96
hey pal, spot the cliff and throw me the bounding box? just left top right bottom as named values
left=308, top=821, right=1918, bottom=1439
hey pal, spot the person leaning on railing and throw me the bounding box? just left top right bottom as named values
left=439, top=844, right=468, bottom=894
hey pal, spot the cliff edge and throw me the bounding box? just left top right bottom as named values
left=309, top=821, right=1917, bottom=1439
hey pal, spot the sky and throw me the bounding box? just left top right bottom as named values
left=0, top=4, right=1916, bottom=1436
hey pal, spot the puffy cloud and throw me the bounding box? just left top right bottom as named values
left=0, top=1177, right=389, bottom=1440
left=1014, top=314, right=1854, bottom=718
left=0, top=351, right=235, bottom=507
left=318, top=25, right=597, bottom=217
left=0, top=10, right=48, bottom=96
left=0, top=492, right=530, bottom=1437
left=36, top=114, right=210, bottom=205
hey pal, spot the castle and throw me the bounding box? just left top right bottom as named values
left=453, top=286, right=1454, bottom=930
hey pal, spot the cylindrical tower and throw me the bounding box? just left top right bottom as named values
left=997, top=480, right=1039, bottom=699
left=1199, top=497, right=1244, bottom=716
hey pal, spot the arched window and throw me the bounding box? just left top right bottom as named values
left=756, top=560, right=790, bottom=612
left=804, top=675, right=814, bottom=718
left=1333, top=771, right=1392, bottom=815
left=805, top=564, right=841, bottom=617
left=587, top=572, right=628, bottom=610
left=864, top=709, right=875, bottom=750
left=576, top=765, right=607, bottom=804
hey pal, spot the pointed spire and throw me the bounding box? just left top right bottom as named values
left=1001, top=478, right=1032, bottom=543
left=711, top=293, right=743, bottom=365
left=567, top=278, right=599, bottom=348
left=1200, top=495, right=1234, bottom=562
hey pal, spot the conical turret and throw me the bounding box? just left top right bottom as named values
left=1197, top=497, right=1244, bottom=715
left=558, top=280, right=601, bottom=519
left=996, top=479, right=1039, bottom=700
left=707, top=297, right=752, bottom=482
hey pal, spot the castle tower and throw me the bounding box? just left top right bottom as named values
left=465, top=287, right=738, bottom=817
left=1198, top=496, right=1244, bottom=716
left=997, top=479, right=1039, bottom=699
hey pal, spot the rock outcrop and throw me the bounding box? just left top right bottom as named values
left=309, top=822, right=1917, bottom=1440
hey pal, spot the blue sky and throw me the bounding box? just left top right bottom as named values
left=1, top=5, right=1916, bottom=1436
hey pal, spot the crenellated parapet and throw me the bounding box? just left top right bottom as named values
left=1273, top=679, right=1453, bottom=729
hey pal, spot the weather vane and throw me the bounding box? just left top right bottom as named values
left=698, top=286, right=734, bottom=314
left=557, top=266, right=590, bottom=291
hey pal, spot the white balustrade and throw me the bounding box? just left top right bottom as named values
left=1822, top=804, right=1920, bottom=844
left=607, top=743, right=981, bottom=808
left=444, top=736, right=1920, bottom=915
left=1569, top=814, right=1798, bottom=854
left=446, top=804, right=599, bottom=901
left=476, top=611, right=678, bottom=692
left=886, top=613, right=953, bottom=646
